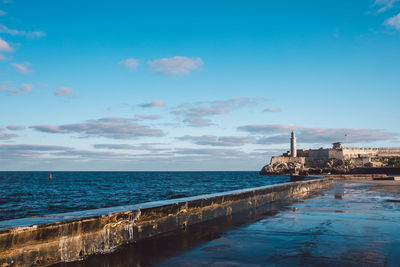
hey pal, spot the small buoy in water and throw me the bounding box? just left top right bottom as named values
left=49, top=173, right=52, bottom=180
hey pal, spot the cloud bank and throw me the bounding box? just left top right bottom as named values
left=0, top=128, right=17, bottom=140
left=178, top=135, right=255, bottom=147
left=0, top=24, right=45, bottom=39
left=375, top=0, right=400, bottom=13
left=172, top=97, right=267, bottom=127
left=0, top=83, right=33, bottom=96
left=385, top=13, right=400, bottom=30
left=30, top=117, right=165, bottom=139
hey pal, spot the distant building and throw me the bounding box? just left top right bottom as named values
left=290, top=131, right=297, bottom=157
left=332, top=142, right=343, bottom=150
left=263, top=133, right=400, bottom=173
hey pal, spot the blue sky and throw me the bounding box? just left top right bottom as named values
left=1, top=0, right=400, bottom=171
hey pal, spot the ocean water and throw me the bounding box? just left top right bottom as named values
left=0, top=171, right=289, bottom=221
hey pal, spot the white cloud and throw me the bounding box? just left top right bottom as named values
left=12, top=62, right=33, bottom=74
left=54, top=87, right=75, bottom=97
left=375, top=0, right=399, bottom=13
left=0, top=128, right=17, bottom=140
left=0, top=38, right=12, bottom=52
left=97, top=117, right=136, bottom=123
left=385, top=13, right=400, bottom=30
left=30, top=117, right=165, bottom=139
left=0, top=82, right=33, bottom=96
left=30, top=125, right=69, bottom=133
left=19, top=83, right=33, bottom=92
left=0, top=10, right=6, bottom=16
left=148, top=56, right=203, bottom=75
left=172, top=98, right=267, bottom=127
left=139, top=100, right=165, bottom=108
left=93, top=143, right=169, bottom=152
left=178, top=135, right=255, bottom=147
left=119, top=58, right=139, bottom=70
left=264, top=107, right=282, bottom=112
left=136, top=115, right=161, bottom=120
left=238, top=124, right=300, bottom=134
left=6, top=125, right=25, bottom=131
left=0, top=24, right=46, bottom=39
left=0, top=132, right=17, bottom=140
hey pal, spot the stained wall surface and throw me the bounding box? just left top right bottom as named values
left=0, top=179, right=332, bottom=267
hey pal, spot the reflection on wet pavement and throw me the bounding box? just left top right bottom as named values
left=56, top=182, right=400, bottom=266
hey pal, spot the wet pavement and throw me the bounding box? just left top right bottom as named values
left=58, top=181, right=400, bottom=266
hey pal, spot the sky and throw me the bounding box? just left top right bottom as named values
left=0, top=0, right=400, bottom=171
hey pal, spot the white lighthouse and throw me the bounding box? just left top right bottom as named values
left=290, top=131, right=297, bottom=157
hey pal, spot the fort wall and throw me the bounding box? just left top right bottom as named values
left=372, top=148, right=400, bottom=157
left=308, top=149, right=330, bottom=162
left=342, top=148, right=400, bottom=159
left=329, top=149, right=345, bottom=161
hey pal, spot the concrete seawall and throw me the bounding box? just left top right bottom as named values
left=0, top=178, right=332, bottom=267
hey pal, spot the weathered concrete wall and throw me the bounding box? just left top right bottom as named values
left=0, top=179, right=332, bottom=267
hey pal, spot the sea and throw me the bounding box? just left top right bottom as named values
left=0, top=171, right=289, bottom=221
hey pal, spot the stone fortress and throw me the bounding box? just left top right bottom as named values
left=260, top=131, right=400, bottom=175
